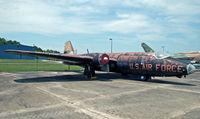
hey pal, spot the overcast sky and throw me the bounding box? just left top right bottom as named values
left=0, top=0, right=200, bottom=54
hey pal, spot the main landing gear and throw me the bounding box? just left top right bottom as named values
left=84, top=64, right=96, bottom=79
left=140, top=75, right=152, bottom=81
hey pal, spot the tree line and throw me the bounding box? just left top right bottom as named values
left=0, top=37, right=20, bottom=45
left=34, top=46, right=60, bottom=53
left=0, top=37, right=60, bottom=53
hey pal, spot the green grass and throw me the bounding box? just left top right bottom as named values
left=0, top=59, right=83, bottom=72
left=0, top=59, right=47, bottom=63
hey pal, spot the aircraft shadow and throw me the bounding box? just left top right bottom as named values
left=14, top=73, right=113, bottom=83
left=14, top=72, right=195, bottom=86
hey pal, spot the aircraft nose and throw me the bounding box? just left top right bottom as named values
left=187, top=64, right=196, bottom=74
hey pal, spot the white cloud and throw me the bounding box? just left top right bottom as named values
left=0, top=0, right=102, bottom=34
left=136, top=34, right=165, bottom=41
left=102, top=14, right=151, bottom=34
left=0, top=0, right=199, bottom=39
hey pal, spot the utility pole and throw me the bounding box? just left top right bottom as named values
left=109, top=38, right=113, bottom=53
left=161, top=46, right=165, bottom=53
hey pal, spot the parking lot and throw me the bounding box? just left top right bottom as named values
left=0, top=71, right=200, bottom=119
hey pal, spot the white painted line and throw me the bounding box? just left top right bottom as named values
left=36, top=87, right=122, bottom=119
left=160, top=86, right=200, bottom=94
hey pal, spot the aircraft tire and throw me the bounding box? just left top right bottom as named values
left=84, top=64, right=95, bottom=79
left=144, top=75, right=151, bottom=81
left=140, top=75, right=151, bottom=81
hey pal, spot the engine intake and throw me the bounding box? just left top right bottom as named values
left=100, top=54, right=109, bottom=65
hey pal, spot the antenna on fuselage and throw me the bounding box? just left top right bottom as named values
left=87, top=49, right=89, bottom=54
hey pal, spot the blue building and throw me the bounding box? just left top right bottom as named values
left=0, top=44, right=36, bottom=59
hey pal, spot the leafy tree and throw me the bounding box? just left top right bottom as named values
left=12, top=40, right=20, bottom=45
left=1, top=37, right=60, bottom=53
left=0, top=37, right=21, bottom=45
left=44, top=49, right=60, bottom=53
left=0, top=37, right=7, bottom=44
left=34, top=46, right=60, bottom=53
left=34, top=46, right=43, bottom=52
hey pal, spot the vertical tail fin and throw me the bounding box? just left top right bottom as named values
left=64, top=41, right=75, bottom=54
left=141, top=43, right=155, bottom=53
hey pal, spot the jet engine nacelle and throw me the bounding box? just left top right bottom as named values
left=99, top=54, right=109, bottom=65
left=99, top=54, right=110, bottom=72
left=92, top=53, right=110, bottom=72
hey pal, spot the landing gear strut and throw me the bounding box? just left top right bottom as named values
left=84, top=64, right=96, bottom=79
left=145, top=75, right=151, bottom=81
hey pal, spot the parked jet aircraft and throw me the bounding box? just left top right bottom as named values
left=141, top=43, right=200, bottom=65
left=5, top=41, right=196, bottom=81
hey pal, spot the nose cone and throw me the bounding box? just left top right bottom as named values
left=187, top=64, right=196, bottom=74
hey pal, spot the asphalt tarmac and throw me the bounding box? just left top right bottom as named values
left=0, top=71, right=200, bottom=119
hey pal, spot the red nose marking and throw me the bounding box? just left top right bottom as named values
left=102, top=54, right=109, bottom=64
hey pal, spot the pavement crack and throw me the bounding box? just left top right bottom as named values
left=81, top=85, right=167, bottom=102
left=0, top=103, right=65, bottom=117
left=160, top=87, right=200, bottom=94
left=170, top=105, right=200, bottom=118
left=36, top=87, right=122, bottom=119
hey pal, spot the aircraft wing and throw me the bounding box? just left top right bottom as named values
left=5, top=50, right=93, bottom=65
left=171, top=55, right=195, bottom=61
